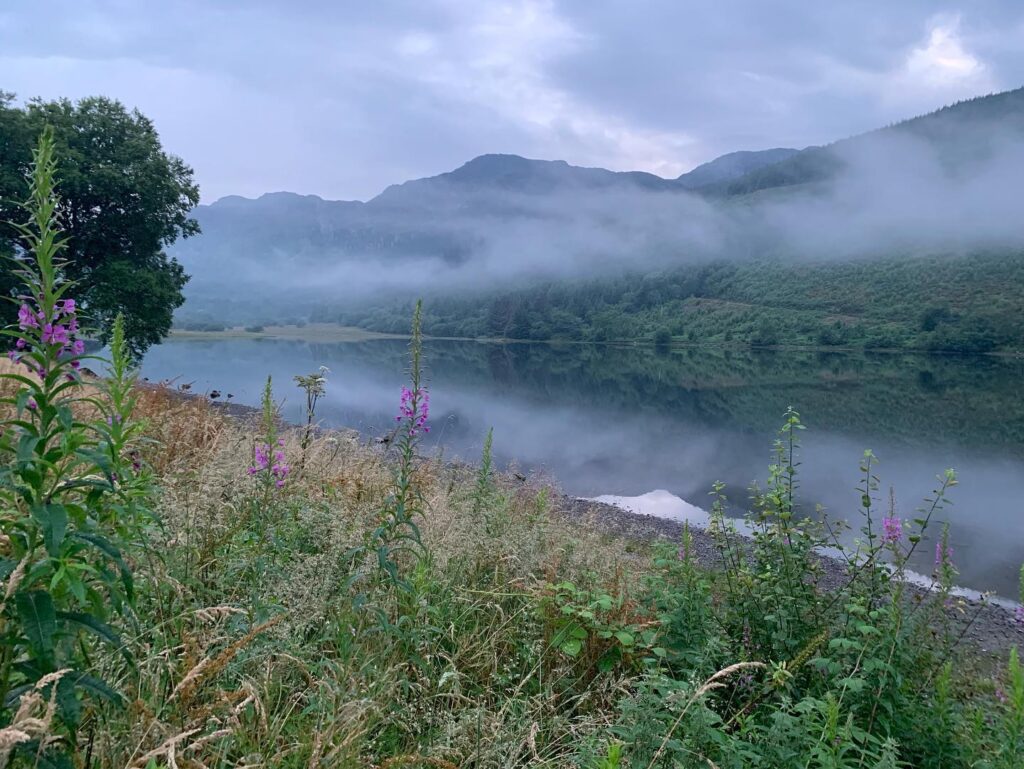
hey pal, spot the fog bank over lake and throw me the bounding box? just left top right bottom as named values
left=142, top=337, right=1024, bottom=598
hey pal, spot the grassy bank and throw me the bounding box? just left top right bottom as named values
left=170, top=323, right=406, bottom=342
left=2, top=134, right=1022, bottom=768
left=18, top=368, right=1023, bottom=767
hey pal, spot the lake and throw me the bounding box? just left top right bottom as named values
left=141, top=337, right=1024, bottom=599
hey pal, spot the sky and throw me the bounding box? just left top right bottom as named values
left=2, top=1, right=1023, bottom=202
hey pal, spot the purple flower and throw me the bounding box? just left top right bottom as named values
left=17, top=304, right=38, bottom=329
left=13, top=296, right=83, bottom=368
left=1015, top=605, right=1024, bottom=626
left=882, top=516, right=902, bottom=544
left=396, top=386, right=430, bottom=435
left=935, top=540, right=954, bottom=568
left=249, top=441, right=289, bottom=488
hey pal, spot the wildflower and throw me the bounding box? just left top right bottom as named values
left=882, top=516, right=902, bottom=544
left=17, top=304, right=39, bottom=329
left=1015, top=605, right=1024, bottom=626
left=397, top=386, right=430, bottom=435
left=42, top=324, right=69, bottom=346
left=249, top=441, right=288, bottom=488
left=251, top=442, right=271, bottom=473
left=26, top=398, right=37, bottom=411
left=935, top=539, right=954, bottom=568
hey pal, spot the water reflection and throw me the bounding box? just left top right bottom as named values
left=142, top=337, right=1024, bottom=597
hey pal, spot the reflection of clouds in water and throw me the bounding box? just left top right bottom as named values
left=591, top=490, right=710, bottom=527
left=142, top=338, right=1024, bottom=598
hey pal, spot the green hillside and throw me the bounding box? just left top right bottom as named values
left=710, top=87, right=1024, bottom=196
left=323, top=251, right=1024, bottom=353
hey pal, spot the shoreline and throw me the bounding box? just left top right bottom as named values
left=167, top=324, right=1024, bottom=358
left=559, top=495, right=1024, bottom=657
left=151, top=383, right=1024, bottom=655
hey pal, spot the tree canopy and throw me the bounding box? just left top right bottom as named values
left=0, top=93, right=200, bottom=356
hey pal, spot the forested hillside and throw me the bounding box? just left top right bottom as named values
left=318, top=251, right=1024, bottom=353
left=177, top=86, right=1024, bottom=354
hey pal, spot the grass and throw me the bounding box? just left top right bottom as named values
left=104, top=384, right=642, bottom=766
left=0, top=354, right=1021, bottom=766
left=1, top=133, right=1020, bottom=767
left=170, top=323, right=406, bottom=342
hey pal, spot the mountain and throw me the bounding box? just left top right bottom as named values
left=176, top=86, right=1024, bottom=352
left=675, top=148, right=799, bottom=189
left=709, top=87, right=1024, bottom=196
left=176, top=147, right=777, bottom=279
left=374, top=153, right=680, bottom=207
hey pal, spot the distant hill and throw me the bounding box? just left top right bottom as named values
left=176, top=87, right=1024, bottom=353
left=709, top=87, right=1024, bottom=196
left=675, top=148, right=799, bottom=189
left=177, top=146, right=786, bottom=277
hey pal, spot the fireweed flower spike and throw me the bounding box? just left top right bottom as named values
left=882, top=516, right=902, bottom=544
left=397, top=386, right=430, bottom=436
left=11, top=292, right=86, bottom=379
left=248, top=441, right=290, bottom=487
left=934, top=539, right=954, bottom=568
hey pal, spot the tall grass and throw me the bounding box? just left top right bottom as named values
left=0, top=131, right=1020, bottom=767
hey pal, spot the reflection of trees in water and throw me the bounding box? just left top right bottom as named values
left=305, top=339, right=1024, bottom=453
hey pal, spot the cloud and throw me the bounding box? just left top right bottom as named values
left=886, top=14, right=999, bottom=106
left=1, top=1, right=1023, bottom=200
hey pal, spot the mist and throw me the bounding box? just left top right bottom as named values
left=173, top=109, right=1024, bottom=321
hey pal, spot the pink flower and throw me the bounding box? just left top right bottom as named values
left=882, top=516, right=902, bottom=544
left=17, top=304, right=38, bottom=329
left=396, top=386, right=430, bottom=435
left=935, top=540, right=954, bottom=568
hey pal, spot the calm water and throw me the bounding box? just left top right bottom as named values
left=141, top=338, right=1024, bottom=598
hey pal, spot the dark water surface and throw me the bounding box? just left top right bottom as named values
left=142, top=338, right=1024, bottom=598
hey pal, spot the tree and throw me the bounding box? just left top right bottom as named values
left=0, top=94, right=200, bottom=357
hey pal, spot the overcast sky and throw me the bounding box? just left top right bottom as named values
left=2, top=1, right=1022, bottom=202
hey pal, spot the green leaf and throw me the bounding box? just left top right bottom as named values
left=560, top=639, right=583, bottom=657
left=69, top=671, right=125, bottom=707
left=16, top=433, right=39, bottom=464
left=32, top=504, right=67, bottom=557
left=15, top=590, right=56, bottom=663
left=71, top=532, right=133, bottom=601
left=55, top=675, right=81, bottom=728
left=56, top=611, right=122, bottom=649
left=613, top=630, right=635, bottom=647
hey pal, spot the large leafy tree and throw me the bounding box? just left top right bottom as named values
left=0, top=93, right=200, bottom=356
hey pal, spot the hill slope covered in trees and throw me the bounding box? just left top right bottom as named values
left=176, top=87, right=1024, bottom=353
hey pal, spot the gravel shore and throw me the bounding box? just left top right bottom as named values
left=557, top=495, right=1024, bottom=658
left=158, top=385, right=1024, bottom=658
